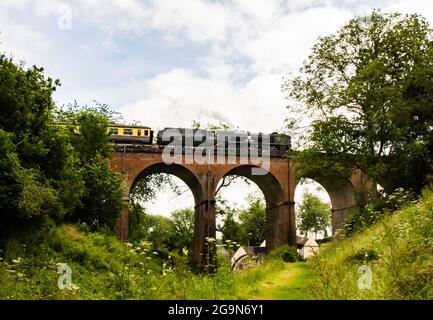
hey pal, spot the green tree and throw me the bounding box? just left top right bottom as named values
left=219, top=205, right=243, bottom=244
left=63, top=108, right=123, bottom=230
left=171, top=208, right=195, bottom=252
left=0, top=54, right=74, bottom=236
left=283, top=11, right=433, bottom=194
left=297, top=192, right=331, bottom=239
left=238, top=196, right=266, bottom=246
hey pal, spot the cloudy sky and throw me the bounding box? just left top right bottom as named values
left=1, top=0, right=432, bottom=217
left=2, top=0, right=433, bottom=133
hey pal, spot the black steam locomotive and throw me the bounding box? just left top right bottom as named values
left=107, top=125, right=290, bottom=154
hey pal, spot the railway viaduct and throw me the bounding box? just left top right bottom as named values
left=109, top=144, right=369, bottom=269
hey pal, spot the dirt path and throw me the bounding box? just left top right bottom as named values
left=248, top=262, right=314, bottom=300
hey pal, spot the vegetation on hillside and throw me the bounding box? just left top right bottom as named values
left=0, top=223, right=309, bottom=300
left=310, top=187, right=433, bottom=299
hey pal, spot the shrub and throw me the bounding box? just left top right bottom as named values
left=344, top=205, right=381, bottom=235
left=345, top=248, right=379, bottom=264
left=267, top=245, right=299, bottom=262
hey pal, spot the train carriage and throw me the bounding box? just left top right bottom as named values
left=108, top=124, right=153, bottom=144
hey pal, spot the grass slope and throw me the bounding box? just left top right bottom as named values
left=0, top=224, right=309, bottom=300
left=246, top=262, right=314, bottom=300
left=310, top=188, right=433, bottom=299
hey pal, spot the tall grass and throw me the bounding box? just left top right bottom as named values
left=0, top=224, right=294, bottom=300
left=310, top=188, right=433, bottom=299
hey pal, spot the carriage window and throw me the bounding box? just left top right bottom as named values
left=110, top=128, right=118, bottom=135
left=144, top=130, right=149, bottom=136
left=137, top=129, right=142, bottom=136
left=123, top=129, right=133, bottom=135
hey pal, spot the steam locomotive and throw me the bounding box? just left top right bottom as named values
left=107, top=125, right=291, bottom=154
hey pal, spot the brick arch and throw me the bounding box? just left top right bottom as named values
left=215, top=165, right=290, bottom=252
left=110, top=148, right=296, bottom=268
left=291, top=168, right=370, bottom=235
left=217, top=165, right=285, bottom=205
left=124, top=162, right=215, bottom=269
left=129, top=162, right=204, bottom=204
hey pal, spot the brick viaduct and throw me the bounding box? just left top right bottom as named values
left=110, top=145, right=369, bottom=269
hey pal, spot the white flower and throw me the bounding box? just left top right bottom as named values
left=182, top=247, right=188, bottom=256
left=70, top=283, right=80, bottom=291
left=206, top=237, right=216, bottom=244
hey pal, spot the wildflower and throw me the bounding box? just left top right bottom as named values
left=125, top=243, right=134, bottom=248
left=71, top=283, right=80, bottom=291
left=182, top=247, right=188, bottom=256
left=205, top=237, right=216, bottom=244
left=152, top=251, right=158, bottom=255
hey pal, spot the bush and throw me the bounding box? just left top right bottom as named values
left=345, top=248, right=379, bottom=264
left=344, top=205, right=381, bottom=235
left=267, top=245, right=299, bottom=262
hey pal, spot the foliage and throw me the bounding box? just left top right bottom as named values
left=238, top=196, right=266, bottom=246
left=344, top=205, right=381, bottom=235
left=219, top=195, right=266, bottom=246
left=344, top=187, right=419, bottom=235
left=0, top=223, right=314, bottom=300
left=311, top=186, right=433, bottom=299
left=131, top=173, right=181, bottom=204
left=129, top=203, right=195, bottom=255
left=70, top=158, right=123, bottom=230
left=55, top=106, right=123, bottom=230
left=0, top=54, right=123, bottom=240
left=283, top=10, right=433, bottom=194
left=0, top=55, right=68, bottom=235
left=267, top=245, right=300, bottom=263
left=219, top=207, right=244, bottom=245
left=297, top=191, right=331, bottom=237
left=170, top=208, right=195, bottom=252
left=129, top=205, right=175, bottom=250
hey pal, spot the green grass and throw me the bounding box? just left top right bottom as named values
left=241, top=261, right=314, bottom=300
left=3, top=188, right=432, bottom=300
left=309, top=187, right=433, bottom=299
left=0, top=223, right=310, bottom=300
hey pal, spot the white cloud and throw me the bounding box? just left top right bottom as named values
left=118, top=68, right=287, bottom=133
left=230, top=5, right=353, bottom=74
left=148, top=0, right=230, bottom=43
left=115, top=2, right=354, bottom=135
left=0, top=16, right=52, bottom=63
